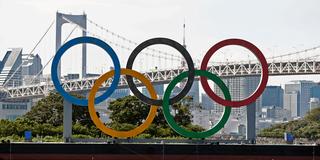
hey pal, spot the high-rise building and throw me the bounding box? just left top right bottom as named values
left=188, top=80, right=199, bottom=104
left=21, top=54, right=43, bottom=85
left=191, top=108, right=210, bottom=129
left=284, top=80, right=316, bottom=117
left=311, top=85, right=320, bottom=99
left=201, top=93, right=214, bottom=110
left=0, top=48, right=23, bottom=87
left=0, top=49, right=44, bottom=86
left=261, top=86, right=283, bottom=108
left=212, top=76, right=262, bottom=134
left=238, top=124, right=246, bottom=135
left=142, top=84, right=164, bottom=98
left=22, top=54, right=43, bottom=76
left=109, top=88, right=130, bottom=99
left=170, top=80, right=200, bottom=105
left=309, top=97, right=320, bottom=111
left=63, top=73, right=80, bottom=80
left=89, top=88, right=130, bottom=104
left=0, top=101, right=32, bottom=120
left=284, top=91, right=299, bottom=118
left=213, top=76, right=261, bottom=116
left=261, top=106, right=276, bottom=119
left=91, top=88, right=130, bottom=122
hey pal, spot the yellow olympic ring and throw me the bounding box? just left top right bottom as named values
left=88, top=68, right=158, bottom=138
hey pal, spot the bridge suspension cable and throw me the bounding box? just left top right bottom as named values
left=202, top=44, right=320, bottom=65
left=2, top=20, right=55, bottom=87
left=29, top=24, right=79, bottom=85
left=83, top=19, right=320, bottom=68
left=268, top=45, right=320, bottom=60
left=87, top=18, right=182, bottom=61
left=61, top=16, right=182, bottom=73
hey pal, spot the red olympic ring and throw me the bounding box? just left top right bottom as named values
left=200, top=39, right=269, bottom=107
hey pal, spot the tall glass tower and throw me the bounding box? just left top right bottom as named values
left=212, top=76, right=261, bottom=116
left=0, top=48, right=23, bottom=87
left=284, top=80, right=316, bottom=117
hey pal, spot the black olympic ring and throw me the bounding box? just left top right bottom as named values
left=126, top=37, right=195, bottom=106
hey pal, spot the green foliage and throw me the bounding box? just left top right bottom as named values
left=259, top=107, right=320, bottom=140
left=72, top=134, right=95, bottom=139
left=171, top=102, right=192, bottom=126
left=0, top=93, right=206, bottom=141
left=108, top=96, right=150, bottom=126
left=305, top=107, right=320, bottom=121
left=108, top=95, right=205, bottom=138
left=0, top=135, right=24, bottom=142
left=0, top=92, right=102, bottom=142
left=23, top=92, right=94, bottom=127
left=136, top=133, right=152, bottom=139
left=23, top=92, right=63, bottom=126
left=0, top=118, right=63, bottom=137
left=33, top=136, right=63, bottom=142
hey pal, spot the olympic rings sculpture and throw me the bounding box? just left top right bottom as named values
left=51, top=36, right=268, bottom=138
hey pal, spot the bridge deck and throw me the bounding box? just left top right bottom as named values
left=1, top=60, right=320, bottom=100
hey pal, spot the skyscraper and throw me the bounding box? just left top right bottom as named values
left=142, top=84, right=164, bottom=98
left=309, top=97, right=320, bottom=111
left=0, top=49, right=44, bottom=86
left=261, top=86, right=284, bottom=108
left=170, top=80, right=200, bottom=105
left=284, top=91, right=299, bottom=118
left=201, top=93, right=214, bottom=110
left=187, top=80, right=199, bottom=104
left=284, top=80, right=316, bottom=117
left=22, top=54, right=43, bottom=76
left=109, top=88, right=130, bottom=99
left=0, top=48, right=23, bottom=87
left=21, top=54, right=43, bottom=85
left=213, top=76, right=261, bottom=116
left=311, top=85, right=320, bottom=99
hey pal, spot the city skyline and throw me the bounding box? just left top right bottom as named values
left=1, top=0, right=320, bottom=87
left=0, top=0, right=319, bottom=130
left=0, top=1, right=320, bottom=158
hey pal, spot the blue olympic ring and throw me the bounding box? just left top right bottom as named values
left=51, top=37, right=121, bottom=106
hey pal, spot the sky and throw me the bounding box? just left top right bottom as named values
left=0, top=0, right=320, bottom=87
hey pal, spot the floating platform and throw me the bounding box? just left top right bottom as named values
left=0, top=143, right=319, bottom=160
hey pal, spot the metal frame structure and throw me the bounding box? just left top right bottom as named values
left=1, top=60, right=320, bottom=100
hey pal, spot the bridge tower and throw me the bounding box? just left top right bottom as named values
left=56, top=12, right=87, bottom=79
left=56, top=12, right=87, bottom=142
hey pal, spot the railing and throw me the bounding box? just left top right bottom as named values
left=1, top=60, right=320, bottom=100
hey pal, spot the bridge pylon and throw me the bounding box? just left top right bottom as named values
left=56, top=12, right=87, bottom=79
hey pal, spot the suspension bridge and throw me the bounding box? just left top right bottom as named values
left=0, top=12, right=320, bottom=101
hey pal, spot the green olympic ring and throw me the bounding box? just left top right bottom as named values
left=162, top=70, right=232, bottom=138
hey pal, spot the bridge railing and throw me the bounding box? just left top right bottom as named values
left=1, top=60, right=320, bottom=100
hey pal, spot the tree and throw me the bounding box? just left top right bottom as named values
left=305, top=107, right=320, bottom=122
left=23, top=92, right=94, bottom=127
left=108, top=96, right=150, bottom=126
left=0, top=92, right=105, bottom=140
left=171, top=102, right=192, bottom=126
left=107, top=95, right=204, bottom=138
left=23, top=92, right=63, bottom=126
left=259, top=107, right=320, bottom=140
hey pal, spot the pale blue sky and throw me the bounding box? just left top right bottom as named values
left=0, top=0, right=320, bottom=86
